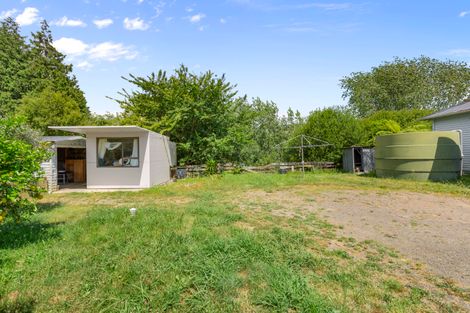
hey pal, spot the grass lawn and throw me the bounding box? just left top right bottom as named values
left=1, top=172, right=470, bottom=312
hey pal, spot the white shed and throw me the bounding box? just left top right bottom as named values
left=45, top=126, right=177, bottom=190
left=422, top=102, right=469, bottom=172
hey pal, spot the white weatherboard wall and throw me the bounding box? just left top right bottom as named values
left=86, top=131, right=151, bottom=188
left=433, top=113, right=469, bottom=172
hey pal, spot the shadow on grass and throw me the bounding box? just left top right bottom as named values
left=0, top=297, right=35, bottom=313
left=36, top=201, right=62, bottom=213
left=0, top=221, right=62, bottom=250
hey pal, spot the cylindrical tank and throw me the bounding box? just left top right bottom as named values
left=375, top=131, right=462, bottom=181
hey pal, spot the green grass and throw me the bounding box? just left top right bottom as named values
left=0, top=172, right=469, bottom=312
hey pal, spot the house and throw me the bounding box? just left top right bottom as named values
left=422, top=102, right=468, bottom=171
left=42, top=126, right=176, bottom=192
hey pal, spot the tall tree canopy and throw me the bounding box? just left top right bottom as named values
left=341, top=56, right=470, bottom=117
left=117, top=66, right=303, bottom=165
left=0, top=18, right=29, bottom=117
left=118, top=65, right=248, bottom=164
left=0, top=18, right=89, bottom=132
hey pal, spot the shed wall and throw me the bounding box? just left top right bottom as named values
left=85, top=131, right=150, bottom=188
left=342, top=148, right=354, bottom=172
left=41, top=145, right=58, bottom=192
left=433, top=114, right=469, bottom=172
left=148, top=132, right=172, bottom=186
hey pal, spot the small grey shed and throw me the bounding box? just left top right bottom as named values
left=343, top=146, right=375, bottom=173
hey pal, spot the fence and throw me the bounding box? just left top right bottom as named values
left=173, top=161, right=335, bottom=179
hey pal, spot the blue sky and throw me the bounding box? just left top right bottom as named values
left=1, top=0, right=470, bottom=115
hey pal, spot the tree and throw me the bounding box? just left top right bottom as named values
left=17, top=87, right=89, bottom=135
left=295, top=107, right=362, bottom=164
left=26, top=20, right=89, bottom=116
left=0, top=118, right=49, bottom=224
left=117, top=65, right=247, bottom=164
left=341, top=56, right=470, bottom=117
left=0, top=18, right=29, bottom=117
left=359, top=109, right=432, bottom=145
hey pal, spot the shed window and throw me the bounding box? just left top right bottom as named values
left=97, top=137, right=139, bottom=167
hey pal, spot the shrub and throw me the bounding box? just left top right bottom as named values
left=0, top=118, right=49, bottom=223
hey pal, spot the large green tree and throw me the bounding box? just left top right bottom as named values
left=0, top=18, right=89, bottom=129
left=26, top=20, right=89, bottom=116
left=341, top=56, right=470, bottom=117
left=18, top=87, right=89, bottom=135
left=0, top=18, right=29, bottom=117
left=117, top=65, right=247, bottom=164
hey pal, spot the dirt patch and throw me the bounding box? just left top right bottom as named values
left=238, top=187, right=470, bottom=288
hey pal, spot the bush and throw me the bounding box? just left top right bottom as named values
left=0, top=118, right=49, bottom=223
left=205, top=159, right=218, bottom=175
left=293, top=107, right=363, bottom=164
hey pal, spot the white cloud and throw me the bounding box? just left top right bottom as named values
left=0, top=9, right=17, bottom=19
left=52, top=16, right=86, bottom=27
left=189, top=13, right=205, bottom=23
left=198, top=25, right=206, bottom=31
left=305, top=3, right=351, bottom=10
left=220, top=18, right=227, bottom=24
left=446, top=49, right=470, bottom=57
left=123, top=17, right=150, bottom=30
left=15, top=7, right=39, bottom=26
left=76, top=60, right=93, bottom=70
left=185, top=7, right=194, bottom=13
left=459, top=11, right=469, bottom=18
left=53, top=37, right=89, bottom=56
left=93, top=18, right=113, bottom=29
left=137, top=0, right=144, bottom=3
left=88, top=42, right=138, bottom=61
left=53, top=37, right=138, bottom=69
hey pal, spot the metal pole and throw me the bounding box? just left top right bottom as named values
left=301, top=135, right=305, bottom=175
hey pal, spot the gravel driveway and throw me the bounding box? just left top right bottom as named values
left=314, top=189, right=470, bottom=287
left=242, top=187, right=470, bottom=287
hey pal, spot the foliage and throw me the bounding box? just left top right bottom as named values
left=117, top=65, right=245, bottom=164
left=359, top=109, right=432, bottom=145
left=0, top=118, right=49, bottom=223
left=292, top=107, right=363, bottom=164
left=205, top=159, right=218, bottom=175
left=26, top=21, right=88, bottom=116
left=0, top=18, right=29, bottom=117
left=117, top=66, right=303, bottom=165
left=0, top=18, right=89, bottom=126
left=88, top=112, right=123, bottom=126
left=341, top=56, right=470, bottom=117
left=18, top=87, right=89, bottom=135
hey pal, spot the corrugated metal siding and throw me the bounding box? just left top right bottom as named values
left=433, top=113, right=468, bottom=172
left=40, top=145, right=58, bottom=192
left=362, top=148, right=375, bottom=173
left=342, top=148, right=354, bottom=172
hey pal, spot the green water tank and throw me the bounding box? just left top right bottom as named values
left=375, top=131, right=462, bottom=181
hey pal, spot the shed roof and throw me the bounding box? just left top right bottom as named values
left=48, top=126, right=169, bottom=139
left=49, top=125, right=149, bottom=134
left=42, top=136, right=84, bottom=142
left=422, top=101, right=470, bottom=120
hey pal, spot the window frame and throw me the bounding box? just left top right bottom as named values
left=96, top=137, right=140, bottom=168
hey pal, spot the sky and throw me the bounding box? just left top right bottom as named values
left=1, top=0, right=470, bottom=116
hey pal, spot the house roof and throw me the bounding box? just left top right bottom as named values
left=48, top=125, right=165, bottom=136
left=422, top=101, right=470, bottom=120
